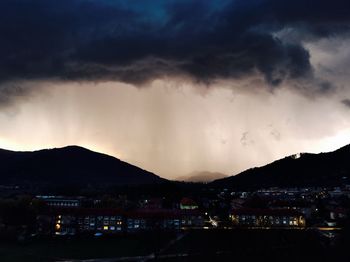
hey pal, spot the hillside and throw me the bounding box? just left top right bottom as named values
left=211, top=144, right=350, bottom=189
left=176, top=171, right=228, bottom=183
left=0, top=146, right=165, bottom=188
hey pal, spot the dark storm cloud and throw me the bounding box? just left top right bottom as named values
left=342, top=99, right=350, bottom=108
left=0, top=0, right=349, bottom=87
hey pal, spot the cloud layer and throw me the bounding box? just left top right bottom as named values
left=0, top=0, right=349, bottom=89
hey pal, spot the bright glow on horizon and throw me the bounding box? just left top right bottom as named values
left=1, top=77, right=350, bottom=179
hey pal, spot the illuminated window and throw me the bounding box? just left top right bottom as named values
left=103, top=226, right=109, bottom=230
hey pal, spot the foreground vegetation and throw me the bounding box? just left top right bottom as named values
left=2, top=229, right=350, bottom=262
left=0, top=233, right=175, bottom=262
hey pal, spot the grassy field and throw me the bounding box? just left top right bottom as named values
left=0, top=229, right=347, bottom=262
left=160, top=229, right=328, bottom=261
left=0, top=233, right=175, bottom=262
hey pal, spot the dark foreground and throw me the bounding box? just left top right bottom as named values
left=1, top=229, right=349, bottom=262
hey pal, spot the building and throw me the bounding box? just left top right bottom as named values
left=180, top=198, right=198, bottom=210
left=36, top=208, right=124, bottom=236
left=76, top=209, right=124, bottom=234
left=230, top=208, right=306, bottom=228
left=36, top=195, right=82, bottom=208
left=125, top=209, right=204, bottom=232
left=54, top=214, right=77, bottom=236
left=329, top=208, right=349, bottom=220
left=269, top=200, right=313, bottom=219
left=37, top=207, right=204, bottom=236
left=140, top=198, right=163, bottom=209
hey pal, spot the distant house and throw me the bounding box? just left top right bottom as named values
left=180, top=198, right=198, bottom=210
left=140, top=198, right=163, bottom=209
left=328, top=188, right=344, bottom=198
left=230, top=198, right=245, bottom=209
left=329, top=208, right=349, bottom=220
left=269, top=200, right=313, bottom=219
left=36, top=195, right=82, bottom=208
left=230, top=208, right=306, bottom=228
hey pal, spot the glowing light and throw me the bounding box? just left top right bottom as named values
left=292, top=153, right=301, bottom=159
left=315, top=129, right=350, bottom=154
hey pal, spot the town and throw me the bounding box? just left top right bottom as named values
left=1, top=184, right=349, bottom=239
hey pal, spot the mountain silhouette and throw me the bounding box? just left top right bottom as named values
left=212, top=144, right=350, bottom=189
left=0, top=146, right=165, bottom=187
left=176, top=171, right=227, bottom=183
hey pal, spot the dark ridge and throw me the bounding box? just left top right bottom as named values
left=211, top=144, right=350, bottom=190
left=0, top=145, right=166, bottom=188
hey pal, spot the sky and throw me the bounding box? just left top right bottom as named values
left=0, top=0, right=350, bottom=180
